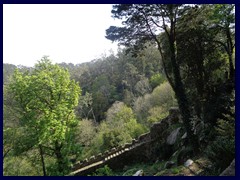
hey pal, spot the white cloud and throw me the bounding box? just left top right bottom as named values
left=3, top=4, right=121, bottom=67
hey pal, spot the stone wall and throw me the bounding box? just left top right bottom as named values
left=70, top=107, right=181, bottom=176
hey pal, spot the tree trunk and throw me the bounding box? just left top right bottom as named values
left=54, top=141, right=64, bottom=173
left=168, top=24, right=199, bottom=153
left=39, top=145, right=46, bottom=176
left=226, top=27, right=235, bottom=83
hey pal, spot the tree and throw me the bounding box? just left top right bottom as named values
left=7, top=57, right=81, bottom=175
left=133, top=81, right=176, bottom=125
left=106, top=4, right=199, bottom=152
left=75, top=119, right=97, bottom=148
left=210, top=4, right=235, bottom=82
left=91, top=102, right=146, bottom=153
left=76, top=92, right=96, bottom=121
left=3, top=64, right=17, bottom=85
left=175, top=4, right=235, bottom=134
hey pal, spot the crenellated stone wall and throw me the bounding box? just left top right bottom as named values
left=69, top=107, right=181, bottom=176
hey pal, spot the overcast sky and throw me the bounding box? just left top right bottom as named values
left=3, top=4, right=121, bottom=67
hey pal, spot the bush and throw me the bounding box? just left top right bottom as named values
left=91, top=165, right=113, bottom=176
left=206, top=137, right=235, bottom=173
left=4, top=156, right=41, bottom=176
left=206, top=103, right=235, bottom=174
left=133, top=94, right=152, bottom=124
left=147, top=106, right=169, bottom=126
left=150, top=82, right=176, bottom=108
left=171, top=167, right=180, bottom=174
left=150, top=73, right=165, bottom=89
left=133, top=82, right=176, bottom=125
left=75, top=119, right=97, bottom=147
left=90, top=103, right=147, bottom=154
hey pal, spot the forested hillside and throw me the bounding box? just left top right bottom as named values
left=3, top=4, right=235, bottom=176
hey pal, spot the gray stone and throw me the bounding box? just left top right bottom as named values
left=96, top=153, right=102, bottom=159
left=133, top=170, right=144, bottom=176
left=184, top=159, right=194, bottom=167
left=181, top=132, right=187, bottom=139
left=132, top=139, right=137, bottom=144
left=82, top=158, right=88, bottom=164
left=104, top=150, right=109, bottom=156
left=124, top=143, right=132, bottom=148
left=111, top=147, right=116, bottom=152
left=89, top=156, right=95, bottom=161
left=166, top=127, right=181, bottom=145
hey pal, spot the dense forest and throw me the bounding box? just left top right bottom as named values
left=3, top=4, right=235, bottom=176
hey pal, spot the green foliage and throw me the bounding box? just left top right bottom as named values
left=90, top=102, right=146, bottom=154
left=206, top=102, right=235, bottom=174
left=171, top=167, right=180, bottom=174
left=147, top=106, right=169, bottom=125
left=3, top=4, right=235, bottom=175
left=4, top=156, right=41, bottom=176
left=150, top=73, right=166, bottom=89
left=216, top=105, right=235, bottom=139
left=8, top=58, right=80, bottom=144
left=5, top=57, right=81, bottom=175
left=151, top=82, right=176, bottom=108
left=134, top=77, right=152, bottom=96
left=76, top=92, right=94, bottom=120
left=91, top=165, right=114, bottom=176
left=134, top=82, right=176, bottom=125
left=75, top=119, right=97, bottom=147
left=206, top=137, right=235, bottom=173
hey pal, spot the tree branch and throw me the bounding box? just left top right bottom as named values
left=141, top=10, right=175, bottom=89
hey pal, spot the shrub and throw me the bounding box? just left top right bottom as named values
left=206, top=137, right=235, bottom=173
left=91, top=165, right=113, bottom=176
left=147, top=106, right=169, bottom=126
left=75, top=119, right=97, bottom=147
left=171, top=167, right=180, bottom=174
left=150, top=82, right=176, bottom=108
left=4, top=156, right=41, bottom=176
left=150, top=73, right=166, bottom=89
left=206, top=103, right=235, bottom=174
left=90, top=103, right=147, bottom=154
left=133, top=82, right=176, bottom=125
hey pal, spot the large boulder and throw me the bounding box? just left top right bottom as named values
left=166, top=127, right=181, bottom=145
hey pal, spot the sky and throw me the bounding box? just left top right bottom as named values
left=3, top=4, right=122, bottom=67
